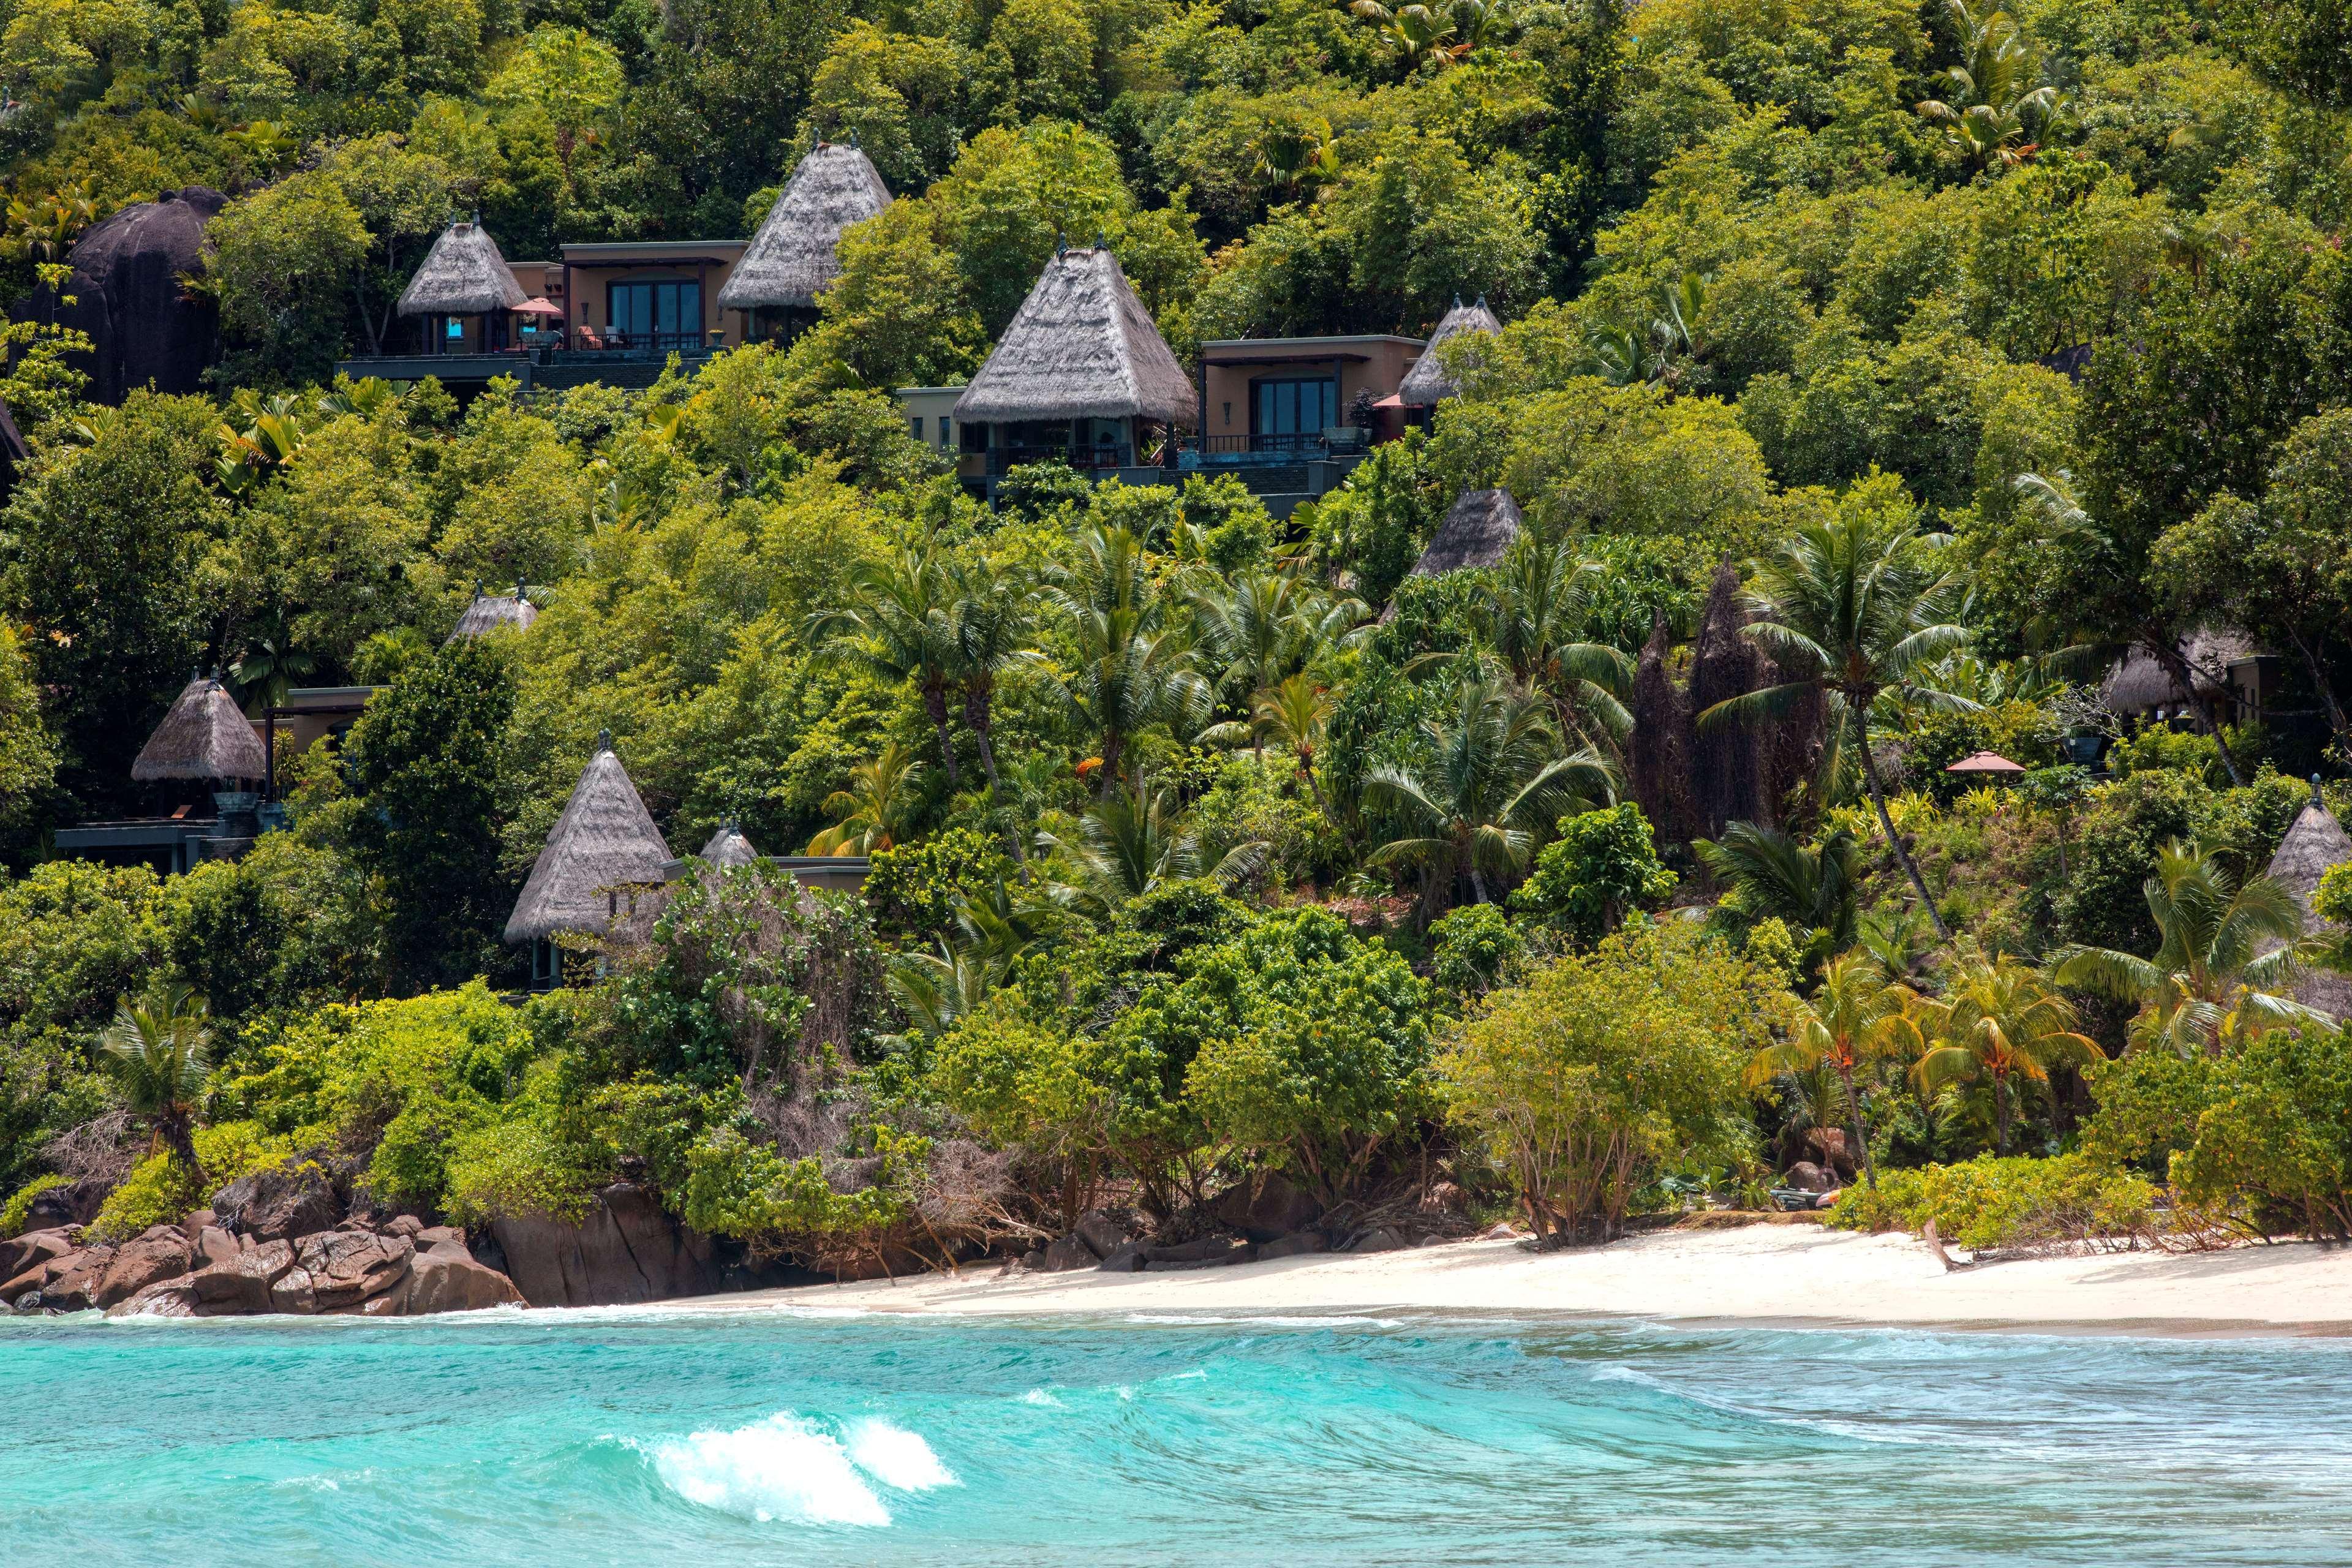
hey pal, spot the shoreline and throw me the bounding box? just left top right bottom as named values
left=660, top=1225, right=2352, bottom=1340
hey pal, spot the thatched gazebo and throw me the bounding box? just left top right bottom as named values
left=398, top=219, right=527, bottom=355
left=447, top=582, right=539, bottom=643
left=1398, top=295, right=1504, bottom=414
left=505, top=736, right=674, bottom=987
left=133, top=674, right=268, bottom=790
left=954, top=244, right=1195, bottom=488
left=2260, top=780, right=2352, bottom=1019
left=715, top=141, right=892, bottom=341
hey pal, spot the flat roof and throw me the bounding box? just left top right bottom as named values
left=1200, top=334, right=1425, bottom=352
left=894, top=385, right=970, bottom=395
left=557, top=240, right=747, bottom=257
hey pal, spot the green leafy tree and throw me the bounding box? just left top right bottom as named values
left=1441, top=921, right=1795, bottom=1241
left=1915, top=943, right=2101, bottom=1157
left=1749, top=951, right=1915, bottom=1186
left=1512, top=803, right=1675, bottom=943
left=344, top=637, right=517, bottom=989
left=1, top=393, right=229, bottom=812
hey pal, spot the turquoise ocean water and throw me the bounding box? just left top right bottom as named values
left=4, top=1307, right=2350, bottom=1566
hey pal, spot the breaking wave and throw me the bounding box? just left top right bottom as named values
left=646, top=1413, right=956, bottom=1527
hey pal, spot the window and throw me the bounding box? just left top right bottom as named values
left=909, top=415, right=924, bottom=441
left=937, top=416, right=951, bottom=448
left=1253, top=377, right=1336, bottom=437
left=607, top=280, right=703, bottom=347
left=445, top=318, right=465, bottom=341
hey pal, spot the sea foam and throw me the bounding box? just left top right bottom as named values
left=648, top=1413, right=954, bottom=1527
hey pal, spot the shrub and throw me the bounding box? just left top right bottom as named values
left=1512, top=804, right=1676, bottom=943
left=87, top=1153, right=206, bottom=1243
left=0, top=1173, right=69, bottom=1235
left=864, top=827, right=1014, bottom=945
left=1439, top=922, right=1793, bottom=1241
left=928, top=1017, right=1110, bottom=1224
left=1180, top=908, right=1435, bottom=1202
left=1429, top=903, right=1523, bottom=1000
left=1825, top=1153, right=2162, bottom=1251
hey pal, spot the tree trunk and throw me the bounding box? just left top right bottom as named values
left=1836, top=1059, right=1877, bottom=1189
left=1993, top=1071, right=2011, bottom=1157
left=1858, top=710, right=1948, bottom=938
left=921, top=681, right=961, bottom=789
left=962, top=677, right=1028, bottom=876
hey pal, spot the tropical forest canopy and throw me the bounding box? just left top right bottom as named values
left=6, top=0, right=2352, bottom=1267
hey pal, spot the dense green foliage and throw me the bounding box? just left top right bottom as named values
left=9, top=0, right=2352, bottom=1267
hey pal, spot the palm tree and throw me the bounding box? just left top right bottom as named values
left=2053, top=839, right=2328, bottom=1056
left=1044, top=526, right=1212, bottom=793
left=1915, top=943, right=2100, bottom=1155
left=1699, top=508, right=1975, bottom=937
left=1348, top=0, right=1459, bottom=70
left=1039, top=773, right=1255, bottom=909
left=1693, top=821, right=1863, bottom=962
left=1747, top=953, right=1913, bottom=1188
left=808, top=741, right=924, bottom=854
left=100, top=982, right=213, bottom=1171
left=1463, top=537, right=1634, bottom=745
left=1209, top=673, right=1335, bottom=815
left=1915, top=0, right=2065, bottom=169
left=809, top=545, right=962, bottom=788
left=1365, top=674, right=1616, bottom=905
left=941, top=551, right=1041, bottom=867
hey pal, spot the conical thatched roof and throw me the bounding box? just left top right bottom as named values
left=447, top=586, right=538, bottom=643
left=504, top=743, right=674, bottom=943
left=715, top=142, right=892, bottom=312
left=1398, top=296, right=1504, bottom=407
left=954, top=246, right=1195, bottom=426
left=700, top=821, right=759, bottom=867
left=398, top=221, right=526, bottom=318
left=1412, top=488, right=1522, bottom=575
left=2261, top=788, right=2352, bottom=1018
left=131, top=676, right=266, bottom=783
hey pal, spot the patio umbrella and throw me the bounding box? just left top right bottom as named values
left=511, top=297, right=564, bottom=317
left=1945, top=750, right=2027, bottom=777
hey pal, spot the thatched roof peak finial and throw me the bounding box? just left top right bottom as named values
left=596, top=727, right=614, bottom=754
left=2315, top=774, right=2328, bottom=808
left=714, top=141, right=893, bottom=312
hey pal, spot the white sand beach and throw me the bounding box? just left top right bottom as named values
left=690, top=1223, right=2352, bottom=1336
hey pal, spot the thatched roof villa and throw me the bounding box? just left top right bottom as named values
left=2261, top=780, right=2352, bottom=1019
left=505, top=736, right=674, bottom=986
left=398, top=219, right=529, bottom=356
left=133, top=674, right=268, bottom=785
left=715, top=140, right=892, bottom=337
left=448, top=584, right=539, bottom=643
left=954, top=244, right=1195, bottom=499
left=1398, top=295, right=1504, bottom=413
left=2101, top=629, right=2269, bottom=728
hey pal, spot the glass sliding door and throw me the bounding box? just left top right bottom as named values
left=606, top=281, right=704, bottom=350
left=1251, top=377, right=1338, bottom=447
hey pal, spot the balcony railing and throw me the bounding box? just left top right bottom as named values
left=987, top=443, right=1135, bottom=477
left=1178, top=428, right=1371, bottom=466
